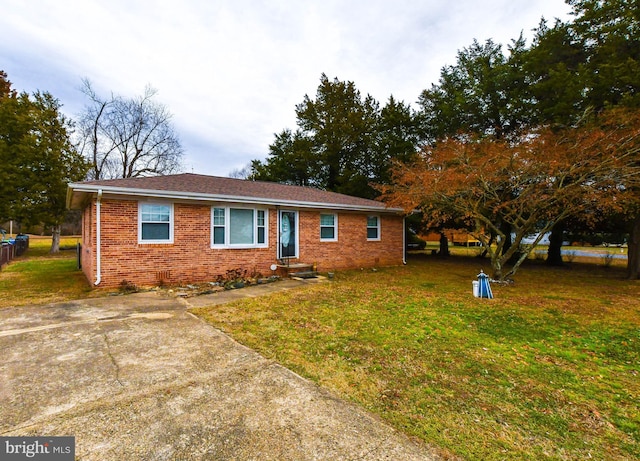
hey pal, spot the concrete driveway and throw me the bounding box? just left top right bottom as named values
left=0, top=286, right=440, bottom=460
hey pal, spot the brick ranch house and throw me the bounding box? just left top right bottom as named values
left=66, top=173, right=407, bottom=288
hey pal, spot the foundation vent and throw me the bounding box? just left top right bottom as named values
left=156, top=270, right=171, bottom=283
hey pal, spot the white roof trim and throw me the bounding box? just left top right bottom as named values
left=68, top=183, right=402, bottom=213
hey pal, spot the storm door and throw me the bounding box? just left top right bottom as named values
left=278, top=210, right=298, bottom=259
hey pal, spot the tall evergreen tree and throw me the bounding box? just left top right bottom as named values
left=418, top=38, right=534, bottom=142
left=251, top=129, right=316, bottom=187
left=0, top=71, right=27, bottom=224
left=294, top=73, right=380, bottom=197
left=525, top=18, right=587, bottom=126
left=569, top=0, right=640, bottom=110
left=0, top=71, right=88, bottom=252
left=374, top=96, right=422, bottom=184
left=251, top=74, right=421, bottom=199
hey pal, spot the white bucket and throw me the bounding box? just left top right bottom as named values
left=472, top=280, right=479, bottom=297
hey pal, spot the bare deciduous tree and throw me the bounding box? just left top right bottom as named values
left=228, top=163, right=252, bottom=179
left=77, top=79, right=183, bottom=179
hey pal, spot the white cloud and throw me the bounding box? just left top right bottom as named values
left=1, top=0, right=571, bottom=176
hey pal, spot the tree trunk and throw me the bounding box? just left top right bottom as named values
left=491, top=255, right=503, bottom=281
left=439, top=232, right=450, bottom=257
left=500, top=222, right=513, bottom=256
left=504, top=249, right=535, bottom=280
left=627, top=215, right=640, bottom=279
left=546, top=222, right=565, bottom=266
left=50, top=225, right=61, bottom=254
left=478, top=233, right=494, bottom=258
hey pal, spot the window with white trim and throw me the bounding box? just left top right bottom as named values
left=256, top=210, right=266, bottom=244
left=212, top=207, right=226, bottom=245
left=211, top=207, right=268, bottom=248
left=320, top=213, right=337, bottom=241
left=366, top=215, right=380, bottom=240
left=139, top=203, right=173, bottom=243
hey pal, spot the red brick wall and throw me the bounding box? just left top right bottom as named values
left=297, top=210, right=404, bottom=272
left=81, top=198, right=404, bottom=288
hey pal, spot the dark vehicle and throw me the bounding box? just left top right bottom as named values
left=406, top=231, right=427, bottom=250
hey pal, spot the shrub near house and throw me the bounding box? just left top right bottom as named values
left=67, top=174, right=405, bottom=288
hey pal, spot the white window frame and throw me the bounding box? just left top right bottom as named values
left=366, top=215, right=380, bottom=241
left=212, top=207, right=226, bottom=246
left=138, top=202, right=174, bottom=244
left=256, top=209, right=267, bottom=245
left=211, top=206, right=269, bottom=249
left=320, top=213, right=338, bottom=242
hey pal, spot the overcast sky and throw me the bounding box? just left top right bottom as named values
left=2, top=0, right=572, bottom=177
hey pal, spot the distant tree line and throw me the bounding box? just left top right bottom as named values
left=251, top=0, right=640, bottom=280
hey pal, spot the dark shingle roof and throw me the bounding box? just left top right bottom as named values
left=68, top=173, right=399, bottom=212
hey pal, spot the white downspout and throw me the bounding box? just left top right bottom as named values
left=402, top=216, right=407, bottom=265
left=94, top=189, right=102, bottom=286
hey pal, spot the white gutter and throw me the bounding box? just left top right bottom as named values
left=94, top=189, right=102, bottom=286
left=67, top=183, right=403, bottom=214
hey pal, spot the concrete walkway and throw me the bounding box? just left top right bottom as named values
left=0, top=282, right=440, bottom=460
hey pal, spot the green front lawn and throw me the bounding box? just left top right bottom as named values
left=0, top=236, right=93, bottom=308
left=192, top=256, right=640, bottom=460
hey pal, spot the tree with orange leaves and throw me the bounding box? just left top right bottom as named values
left=380, top=109, right=640, bottom=281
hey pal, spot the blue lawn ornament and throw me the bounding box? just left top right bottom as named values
left=477, top=270, right=493, bottom=299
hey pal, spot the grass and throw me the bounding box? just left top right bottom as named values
left=2, top=237, right=638, bottom=458
left=0, top=236, right=93, bottom=308
left=192, top=255, right=640, bottom=461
